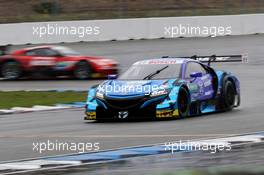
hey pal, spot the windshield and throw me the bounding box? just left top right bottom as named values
left=54, top=46, right=80, bottom=56
left=119, top=64, right=181, bottom=80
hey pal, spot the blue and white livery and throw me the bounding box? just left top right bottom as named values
left=85, top=55, right=243, bottom=121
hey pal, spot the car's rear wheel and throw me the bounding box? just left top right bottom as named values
left=74, top=61, right=91, bottom=80
left=223, top=80, right=236, bottom=110
left=178, top=88, right=190, bottom=118
left=1, top=61, right=21, bottom=80
left=218, top=79, right=236, bottom=111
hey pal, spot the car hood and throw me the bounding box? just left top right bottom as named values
left=97, top=79, right=174, bottom=98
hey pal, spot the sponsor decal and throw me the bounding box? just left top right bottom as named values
left=86, top=112, right=96, bottom=119
left=135, top=59, right=183, bottom=65
left=156, top=110, right=174, bottom=118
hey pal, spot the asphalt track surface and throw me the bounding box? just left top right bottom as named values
left=0, top=35, right=264, bottom=165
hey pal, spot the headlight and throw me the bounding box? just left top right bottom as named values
left=150, top=89, right=168, bottom=97
left=96, top=91, right=104, bottom=99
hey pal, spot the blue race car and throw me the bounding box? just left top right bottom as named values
left=85, top=55, right=245, bottom=121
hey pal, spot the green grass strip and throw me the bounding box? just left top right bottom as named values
left=0, top=91, right=87, bottom=109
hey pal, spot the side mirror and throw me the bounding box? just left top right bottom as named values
left=190, top=72, right=203, bottom=78
left=108, top=74, right=118, bottom=80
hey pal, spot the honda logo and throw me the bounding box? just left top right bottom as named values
left=118, top=111, right=129, bottom=119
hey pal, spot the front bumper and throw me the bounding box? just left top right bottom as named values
left=85, top=96, right=179, bottom=120
left=85, top=108, right=179, bottom=120
left=85, top=103, right=156, bottom=120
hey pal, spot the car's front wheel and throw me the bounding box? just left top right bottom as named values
left=178, top=88, right=190, bottom=118
left=1, top=61, right=21, bottom=80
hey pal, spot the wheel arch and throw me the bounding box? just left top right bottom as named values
left=0, top=58, right=19, bottom=66
left=220, top=73, right=240, bottom=95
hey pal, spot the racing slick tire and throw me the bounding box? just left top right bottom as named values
left=220, top=79, right=236, bottom=111
left=74, top=61, right=92, bottom=80
left=178, top=87, right=190, bottom=118
left=1, top=61, right=21, bottom=80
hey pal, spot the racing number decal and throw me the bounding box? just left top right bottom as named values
left=188, top=74, right=213, bottom=101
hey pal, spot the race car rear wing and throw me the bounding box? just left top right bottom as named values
left=188, top=54, right=248, bottom=66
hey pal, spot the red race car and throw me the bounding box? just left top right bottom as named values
left=0, top=45, right=118, bottom=80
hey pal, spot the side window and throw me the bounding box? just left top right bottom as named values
left=185, top=62, right=207, bottom=79
left=26, top=48, right=58, bottom=57
left=25, top=50, right=37, bottom=56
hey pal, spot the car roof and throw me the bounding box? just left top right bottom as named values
left=133, top=58, right=198, bottom=65
left=11, top=45, right=67, bottom=55
left=22, top=45, right=56, bottom=51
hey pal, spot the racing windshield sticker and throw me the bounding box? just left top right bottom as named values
left=135, top=59, right=184, bottom=65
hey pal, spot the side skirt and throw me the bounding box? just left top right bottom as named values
left=190, top=99, right=218, bottom=116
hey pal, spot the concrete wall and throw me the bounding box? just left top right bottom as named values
left=0, top=14, right=263, bottom=45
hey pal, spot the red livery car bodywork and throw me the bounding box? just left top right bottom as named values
left=0, top=45, right=118, bottom=80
